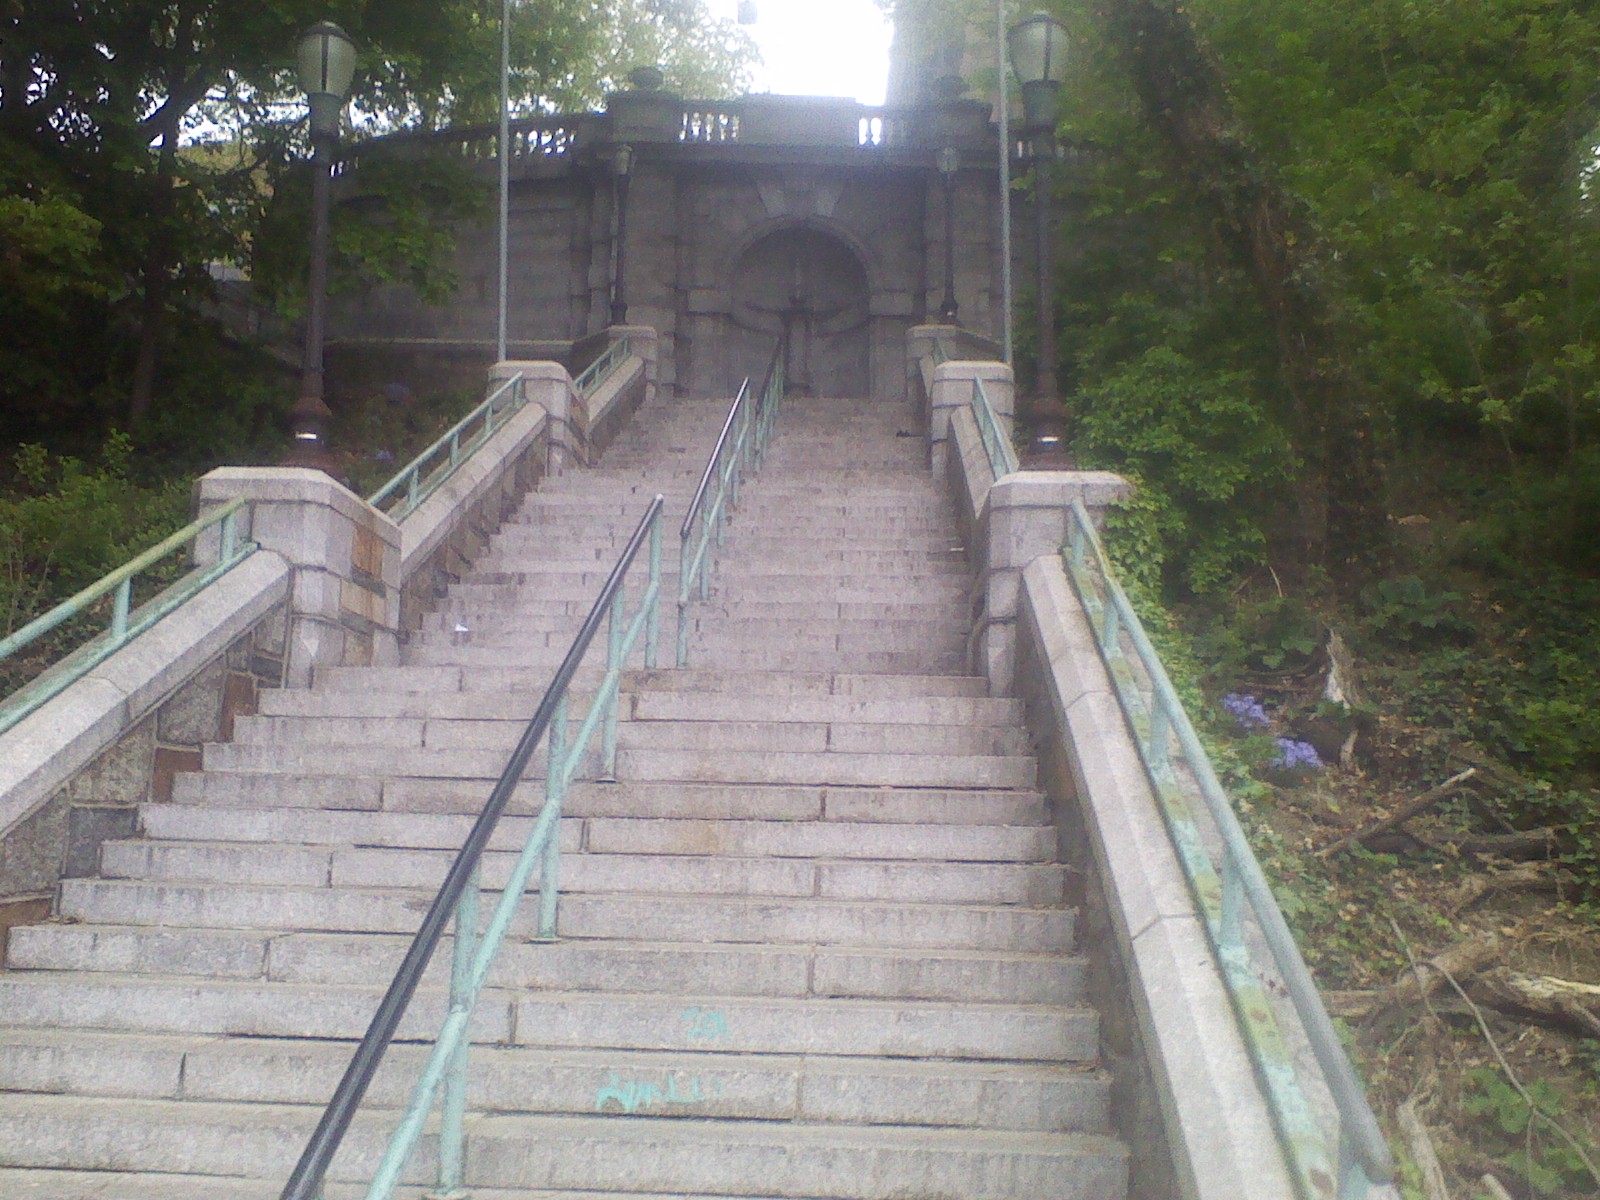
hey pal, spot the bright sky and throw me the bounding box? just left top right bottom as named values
left=728, top=0, right=894, bottom=105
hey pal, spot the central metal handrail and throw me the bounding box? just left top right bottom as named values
left=676, top=334, right=785, bottom=665
left=279, top=496, right=665, bottom=1200
left=1062, top=497, right=1393, bottom=1200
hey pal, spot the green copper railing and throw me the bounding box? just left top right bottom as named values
left=676, top=334, right=785, bottom=666
left=278, top=496, right=665, bottom=1200
left=368, top=336, right=633, bottom=522
left=972, top=377, right=1019, bottom=478
left=0, top=497, right=255, bottom=736
left=1062, top=497, right=1394, bottom=1200
left=572, top=335, right=630, bottom=395
left=368, top=373, right=528, bottom=520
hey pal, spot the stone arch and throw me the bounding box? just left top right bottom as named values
left=726, top=222, right=871, bottom=398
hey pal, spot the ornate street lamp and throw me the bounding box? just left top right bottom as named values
left=1007, top=11, right=1067, bottom=424
left=936, top=146, right=960, bottom=323
left=287, top=21, right=357, bottom=471
left=609, top=142, right=634, bottom=326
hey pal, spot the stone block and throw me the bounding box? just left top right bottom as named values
left=63, top=805, right=138, bottom=878
left=150, top=746, right=202, bottom=804
left=0, top=789, right=70, bottom=895
left=218, top=672, right=256, bottom=741
left=155, top=659, right=225, bottom=746
left=63, top=716, right=154, bottom=806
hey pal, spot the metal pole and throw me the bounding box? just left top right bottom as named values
left=997, top=0, right=1014, bottom=365
left=610, top=151, right=632, bottom=326
left=1034, top=140, right=1058, bottom=413
left=939, top=155, right=959, bottom=322
left=286, top=127, right=337, bottom=469
left=496, top=0, right=510, bottom=362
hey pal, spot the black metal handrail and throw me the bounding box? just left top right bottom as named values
left=279, top=495, right=666, bottom=1200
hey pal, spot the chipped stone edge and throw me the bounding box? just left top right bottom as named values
left=0, top=551, right=291, bottom=842
left=1019, top=553, right=1298, bottom=1200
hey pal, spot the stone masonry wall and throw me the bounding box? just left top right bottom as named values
left=0, top=601, right=288, bottom=953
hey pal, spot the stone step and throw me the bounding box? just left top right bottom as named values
left=172, top=773, right=1049, bottom=825
left=199, top=740, right=1033, bottom=789
left=308, top=665, right=990, bottom=698
left=0, top=976, right=1097, bottom=1061
left=421, top=597, right=966, bottom=630
left=0, top=1031, right=1110, bottom=1132
left=98, top=841, right=1064, bottom=904
left=57, top=881, right=1074, bottom=950
left=135, top=805, right=1055, bottom=863
left=259, top=684, right=1020, bottom=727
left=230, top=714, right=1029, bottom=758
left=9, top=927, right=1081, bottom=1003
left=405, top=644, right=968, bottom=677
left=0, top=1096, right=1128, bottom=1199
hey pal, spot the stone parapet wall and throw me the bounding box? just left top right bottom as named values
left=0, top=553, right=291, bottom=948
left=0, top=339, right=657, bottom=951
left=1014, top=555, right=1299, bottom=1200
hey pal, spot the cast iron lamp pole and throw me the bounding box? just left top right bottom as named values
left=1007, top=12, right=1068, bottom=428
left=936, top=146, right=960, bottom=323
left=287, top=22, right=357, bottom=471
left=609, top=143, right=634, bottom=326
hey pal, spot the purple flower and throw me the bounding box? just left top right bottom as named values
left=1272, top=738, right=1323, bottom=771
left=1223, top=693, right=1270, bottom=730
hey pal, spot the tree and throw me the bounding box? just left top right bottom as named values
left=0, top=0, right=753, bottom=437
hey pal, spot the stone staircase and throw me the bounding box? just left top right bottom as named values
left=0, top=392, right=1129, bottom=1199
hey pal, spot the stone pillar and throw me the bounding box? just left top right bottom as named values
left=490, top=361, right=579, bottom=474
left=974, top=471, right=1131, bottom=694
left=608, top=324, right=661, bottom=406
left=930, top=360, right=1014, bottom=477
left=194, top=468, right=401, bottom=687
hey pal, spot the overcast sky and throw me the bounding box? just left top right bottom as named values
left=731, top=0, right=894, bottom=104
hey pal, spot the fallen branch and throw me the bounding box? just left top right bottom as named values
left=1432, top=828, right=1555, bottom=861
left=1433, top=961, right=1600, bottom=1192
left=1443, top=862, right=1562, bottom=914
left=1474, top=970, right=1600, bottom=1040
left=1316, top=768, right=1477, bottom=857
left=1478, top=1175, right=1513, bottom=1200
left=1397, top=1097, right=1452, bottom=1200
left=1365, top=929, right=1502, bottom=1027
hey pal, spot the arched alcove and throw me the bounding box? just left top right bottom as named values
left=729, top=225, right=871, bottom=398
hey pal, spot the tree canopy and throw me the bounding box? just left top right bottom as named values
left=0, top=0, right=755, bottom=446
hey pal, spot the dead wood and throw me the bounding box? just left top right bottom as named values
left=1477, top=1177, right=1513, bottom=1200
left=1323, top=628, right=1363, bottom=768
left=1432, top=828, right=1555, bottom=861
left=1397, top=1097, right=1453, bottom=1200
left=1315, top=768, right=1477, bottom=857
left=1368, top=931, right=1503, bottom=1018
left=1474, top=970, right=1600, bottom=1040
left=1444, top=863, right=1565, bottom=914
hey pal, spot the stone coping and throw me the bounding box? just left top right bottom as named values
left=0, top=552, right=290, bottom=839
left=1018, top=555, right=1297, bottom=1200
left=400, top=404, right=548, bottom=578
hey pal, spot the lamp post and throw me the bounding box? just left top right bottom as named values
left=936, top=146, right=960, bottom=323
left=287, top=21, right=356, bottom=472
left=1006, top=12, right=1067, bottom=428
left=609, top=143, right=634, bottom=326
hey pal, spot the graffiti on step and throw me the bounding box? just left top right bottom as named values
left=593, top=1069, right=725, bottom=1114
left=682, top=1006, right=729, bottom=1042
